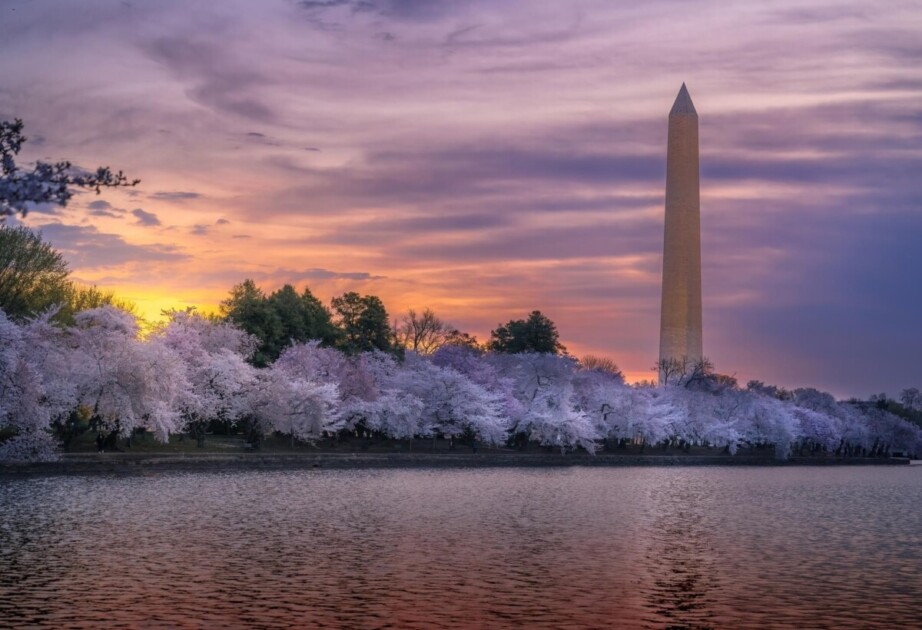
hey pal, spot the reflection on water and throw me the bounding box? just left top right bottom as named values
left=643, top=474, right=720, bottom=629
left=1, top=467, right=920, bottom=628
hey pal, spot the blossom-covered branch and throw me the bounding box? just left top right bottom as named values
left=1, top=119, right=139, bottom=218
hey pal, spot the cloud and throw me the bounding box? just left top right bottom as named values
left=766, top=6, right=870, bottom=24
left=86, top=200, right=127, bottom=218
left=844, top=27, right=922, bottom=62
left=131, top=208, right=161, bottom=226
left=296, top=0, right=460, bottom=21
left=145, top=37, right=276, bottom=122
left=5, top=0, right=921, bottom=396
left=285, top=267, right=386, bottom=282
left=216, top=218, right=230, bottom=225
left=187, top=266, right=386, bottom=290
left=148, top=191, right=202, bottom=202
left=89, top=208, right=123, bottom=218
left=399, top=221, right=660, bottom=263
left=34, top=222, right=188, bottom=269
left=241, top=131, right=283, bottom=147
left=245, top=140, right=664, bottom=222
left=298, top=1, right=351, bottom=10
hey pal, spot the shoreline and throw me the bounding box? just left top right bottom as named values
left=1, top=451, right=914, bottom=477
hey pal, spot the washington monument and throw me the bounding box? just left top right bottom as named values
left=658, top=83, right=702, bottom=371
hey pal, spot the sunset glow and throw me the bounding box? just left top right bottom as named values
left=2, top=0, right=920, bottom=396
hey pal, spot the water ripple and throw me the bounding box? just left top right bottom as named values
left=1, top=467, right=920, bottom=628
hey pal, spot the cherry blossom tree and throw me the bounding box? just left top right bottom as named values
left=572, top=366, right=631, bottom=444
left=1, top=119, right=138, bottom=219
left=0, top=309, right=73, bottom=460
left=155, top=310, right=256, bottom=446
left=21, top=311, right=82, bottom=447
left=247, top=366, right=341, bottom=444
left=792, top=406, right=846, bottom=454
left=734, top=392, right=800, bottom=458
left=276, top=342, right=384, bottom=437
left=489, top=353, right=599, bottom=452
left=860, top=406, right=921, bottom=457
left=595, top=384, right=647, bottom=445
left=432, top=344, right=523, bottom=422
left=6, top=295, right=922, bottom=462
left=793, top=388, right=871, bottom=455
left=352, top=391, right=426, bottom=440
left=69, top=306, right=188, bottom=443
left=0, top=316, right=53, bottom=460
left=524, top=381, right=599, bottom=453
left=394, top=353, right=509, bottom=446
left=634, top=386, right=685, bottom=449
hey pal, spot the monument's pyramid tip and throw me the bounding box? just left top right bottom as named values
left=670, top=83, right=697, bottom=116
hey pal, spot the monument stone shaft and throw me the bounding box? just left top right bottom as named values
left=658, top=83, right=703, bottom=369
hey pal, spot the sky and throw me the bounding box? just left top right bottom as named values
left=1, top=0, right=920, bottom=397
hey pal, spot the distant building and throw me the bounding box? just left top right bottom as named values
left=659, top=84, right=703, bottom=382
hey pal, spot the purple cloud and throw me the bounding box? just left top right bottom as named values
left=145, top=37, right=276, bottom=122
left=34, top=222, right=188, bottom=269
left=4, top=0, right=921, bottom=396
left=149, top=191, right=202, bottom=202
left=132, top=208, right=161, bottom=226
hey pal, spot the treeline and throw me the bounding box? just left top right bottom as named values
left=1, top=225, right=921, bottom=462
left=219, top=277, right=562, bottom=366
left=2, top=304, right=920, bottom=463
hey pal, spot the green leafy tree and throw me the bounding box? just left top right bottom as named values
left=220, top=280, right=342, bottom=365
left=1, top=118, right=138, bottom=219
left=331, top=291, right=394, bottom=354
left=0, top=226, right=136, bottom=323
left=487, top=310, right=565, bottom=355
left=268, top=284, right=339, bottom=348
left=220, top=279, right=282, bottom=367
left=0, top=225, right=71, bottom=319
left=56, top=285, right=137, bottom=326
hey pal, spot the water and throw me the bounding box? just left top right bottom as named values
left=1, top=467, right=920, bottom=629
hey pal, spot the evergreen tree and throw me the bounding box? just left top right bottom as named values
left=220, top=280, right=282, bottom=367
left=267, top=284, right=339, bottom=348
left=487, top=310, right=565, bottom=355
left=331, top=291, right=394, bottom=354
left=221, top=280, right=342, bottom=365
